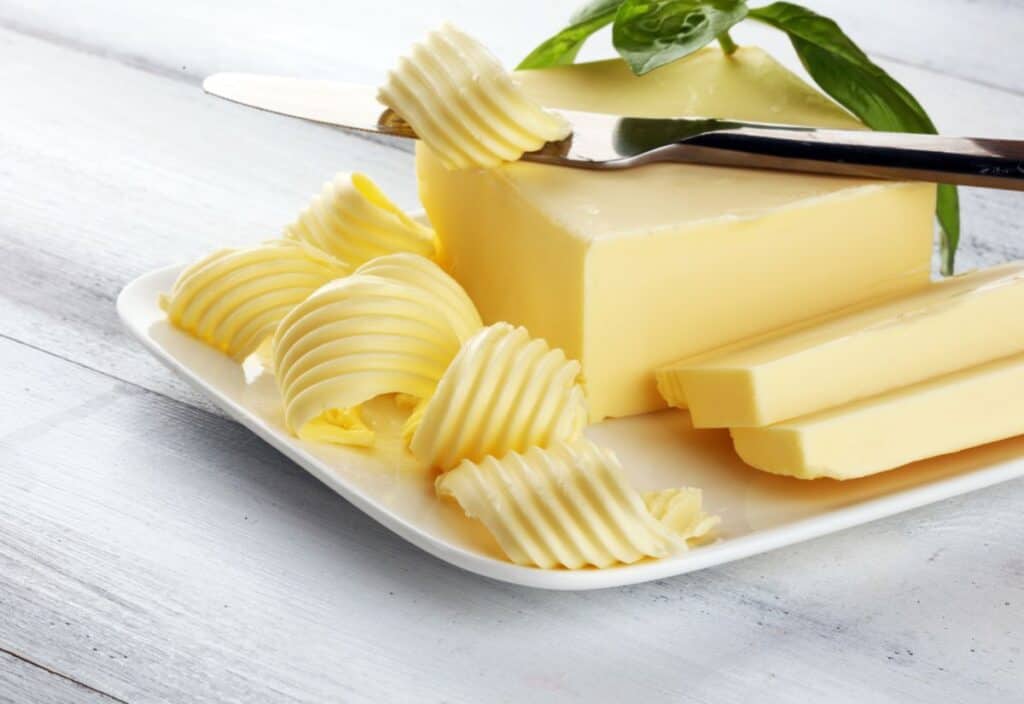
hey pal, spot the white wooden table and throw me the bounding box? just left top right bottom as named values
left=2, top=2, right=1022, bottom=702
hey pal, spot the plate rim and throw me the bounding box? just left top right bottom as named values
left=118, top=263, right=1024, bottom=590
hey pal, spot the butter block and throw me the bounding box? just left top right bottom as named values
left=417, top=47, right=935, bottom=420
left=731, top=352, right=1024, bottom=480
left=659, top=262, right=1024, bottom=427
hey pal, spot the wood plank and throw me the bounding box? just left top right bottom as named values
left=0, top=0, right=1020, bottom=93
left=2, top=335, right=1023, bottom=702
left=0, top=650, right=124, bottom=704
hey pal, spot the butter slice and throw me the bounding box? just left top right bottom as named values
left=731, top=352, right=1024, bottom=480
left=659, top=262, right=1024, bottom=427
left=417, top=47, right=935, bottom=421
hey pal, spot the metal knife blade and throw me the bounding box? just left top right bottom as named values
left=203, top=73, right=1024, bottom=191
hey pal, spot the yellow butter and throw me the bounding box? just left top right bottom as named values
left=162, top=240, right=347, bottom=361
left=731, top=352, right=1024, bottom=480
left=300, top=407, right=375, bottom=447
left=644, top=488, right=719, bottom=545
left=408, top=322, right=587, bottom=471
left=436, top=439, right=680, bottom=569
left=378, top=24, right=571, bottom=170
left=659, top=262, right=1024, bottom=427
left=417, top=47, right=935, bottom=421
left=285, top=172, right=438, bottom=267
left=273, top=253, right=481, bottom=444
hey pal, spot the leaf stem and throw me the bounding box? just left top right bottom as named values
left=717, top=29, right=738, bottom=55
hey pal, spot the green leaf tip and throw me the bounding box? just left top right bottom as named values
left=613, top=0, right=749, bottom=75
left=748, top=2, right=959, bottom=273
left=516, top=0, right=621, bottom=70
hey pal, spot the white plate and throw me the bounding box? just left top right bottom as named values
left=119, top=264, right=1024, bottom=590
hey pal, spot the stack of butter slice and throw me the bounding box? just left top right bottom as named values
left=657, top=263, right=1024, bottom=480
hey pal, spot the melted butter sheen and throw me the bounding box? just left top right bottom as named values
left=436, top=440, right=681, bottom=569
left=643, top=488, right=719, bottom=545
left=272, top=254, right=482, bottom=444
left=408, top=323, right=587, bottom=471
left=377, top=23, right=571, bottom=170
left=161, top=240, right=348, bottom=361
left=285, top=172, right=439, bottom=267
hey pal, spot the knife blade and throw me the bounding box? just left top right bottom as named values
left=203, top=73, right=1024, bottom=191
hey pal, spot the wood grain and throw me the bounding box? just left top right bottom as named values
left=0, top=650, right=125, bottom=704
left=0, top=26, right=413, bottom=413
left=0, top=0, right=1021, bottom=93
left=1, top=1, right=1023, bottom=701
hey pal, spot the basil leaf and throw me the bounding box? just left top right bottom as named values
left=570, top=0, right=627, bottom=24
left=749, top=1, right=961, bottom=274
left=517, top=1, right=623, bottom=70
left=936, top=184, right=960, bottom=274
left=612, top=0, right=749, bottom=76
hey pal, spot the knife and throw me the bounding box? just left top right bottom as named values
left=203, top=73, right=1024, bottom=191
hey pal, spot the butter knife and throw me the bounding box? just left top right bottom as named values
left=204, top=73, right=1024, bottom=191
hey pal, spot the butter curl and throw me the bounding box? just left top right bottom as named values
left=644, top=488, right=720, bottom=546
left=437, top=440, right=680, bottom=569
left=273, top=253, right=481, bottom=445
left=378, top=23, right=572, bottom=170
left=407, top=322, right=587, bottom=471
left=286, top=172, right=439, bottom=268
left=162, top=240, right=347, bottom=361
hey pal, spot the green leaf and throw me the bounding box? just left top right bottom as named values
left=936, top=184, right=960, bottom=275
left=612, top=0, right=749, bottom=75
left=748, top=1, right=961, bottom=274
left=517, top=1, right=623, bottom=70
left=570, top=0, right=627, bottom=24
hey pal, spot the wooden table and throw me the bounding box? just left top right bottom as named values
left=2, top=2, right=1022, bottom=701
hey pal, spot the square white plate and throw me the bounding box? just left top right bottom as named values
left=119, top=264, right=1024, bottom=590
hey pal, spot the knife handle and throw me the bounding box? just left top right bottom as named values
left=645, top=124, right=1024, bottom=191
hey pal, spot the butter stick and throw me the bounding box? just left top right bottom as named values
left=658, top=262, right=1024, bottom=428
left=730, top=352, right=1024, bottom=480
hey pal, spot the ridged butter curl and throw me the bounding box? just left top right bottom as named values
left=161, top=240, right=348, bottom=361
left=285, top=172, right=439, bottom=267
left=644, top=488, right=720, bottom=546
left=407, top=323, right=587, bottom=471
left=272, top=253, right=482, bottom=445
left=377, top=23, right=572, bottom=170
left=436, top=440, right=682, bottom=569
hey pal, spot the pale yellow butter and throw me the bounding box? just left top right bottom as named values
left=407, top=322, right=587, bottom=471
left=285, top=172, right=438, bottom=268
left=162, top=240, right=348, bottom=361
left=417, top=47, right=935, bottom=420
left=436, top=439, right=683, bottom=569
left=731, top=352, right=1024, bottom=480
left=378, top=24, right=570, bottom=170
left=272, top=253, right=481, bottom=445
left=658, top=262, right=1024, bottom=427
left=644, top=488, right=719, bottom=545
